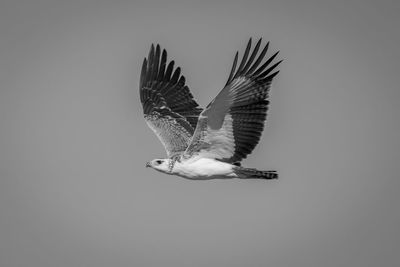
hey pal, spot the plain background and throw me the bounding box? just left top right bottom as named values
left=1, top=0, right=399, bottom=266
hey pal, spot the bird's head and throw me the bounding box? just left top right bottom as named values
left=146, top=158, right=171, bottom=174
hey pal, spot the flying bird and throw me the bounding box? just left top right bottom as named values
left=140, top=38, right=281, bottom=180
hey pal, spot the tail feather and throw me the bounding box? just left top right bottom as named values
left=233, top=167, right=278, bottom=180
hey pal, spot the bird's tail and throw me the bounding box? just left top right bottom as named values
left=233, top=167, right=278, bottom=180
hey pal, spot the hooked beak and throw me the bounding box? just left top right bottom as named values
left=145, top=162, right=151, bottom=168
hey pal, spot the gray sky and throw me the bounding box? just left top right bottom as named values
left=1, top=0, right=399, bottom=266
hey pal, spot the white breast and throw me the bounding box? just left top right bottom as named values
left=173, top=157, right=237, bottom=179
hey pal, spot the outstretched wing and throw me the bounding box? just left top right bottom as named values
left=184, top=38, right=281, bottom=163
left=140, top=44, right=202, bottom=157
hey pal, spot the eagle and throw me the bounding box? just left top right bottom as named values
left=140, top=38, right=281, bottom=180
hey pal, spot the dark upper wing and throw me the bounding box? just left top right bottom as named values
left=184, top=38, right=281, bottom=163
left=140, top=44, right=202, bottom=157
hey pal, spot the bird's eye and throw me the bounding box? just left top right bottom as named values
left=155, top=160, right=162, bottom=165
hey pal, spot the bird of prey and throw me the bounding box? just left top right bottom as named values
left=140, top=38, right=281, bottom=180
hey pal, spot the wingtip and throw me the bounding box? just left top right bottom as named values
left=148, top=44, right=155, bottom=62
left=247, top=38, right=252, bottom=48
left=264, top=41, right=270, bottom=53
left=262, top=68, right=281, bottom=82
left=274, top=59, right=283, bottom=69
left=256, top=37, right=262, bottom=46
left=155, top=44, right=161, bottom=57
left=226, top=51, right=239, bottom=85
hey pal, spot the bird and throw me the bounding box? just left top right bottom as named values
left=140, top=38, right=281, bottom=180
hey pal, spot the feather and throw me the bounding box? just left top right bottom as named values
left=184, top=38, right=281, bottom=163
left=140, top=44, right=203, bottom=157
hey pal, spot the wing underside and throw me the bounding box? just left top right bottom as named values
left=185, top=38, right=281, bottom=163
left=140, top=44, right=202, bottom=157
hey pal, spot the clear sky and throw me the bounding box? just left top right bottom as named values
left=1, top=0, right=399, bottom=266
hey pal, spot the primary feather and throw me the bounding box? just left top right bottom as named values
left=184, top=38, right=282, bottom=163
left=140, top=44, right=202, bottom=157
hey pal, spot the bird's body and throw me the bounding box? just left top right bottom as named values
left=174, top=157, right=235, bottom=180
left=139, top=38, right=281, bottom=180
left=148, top=156, right=278, bottom=180
left=150, top=156, right=237, bottom=180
